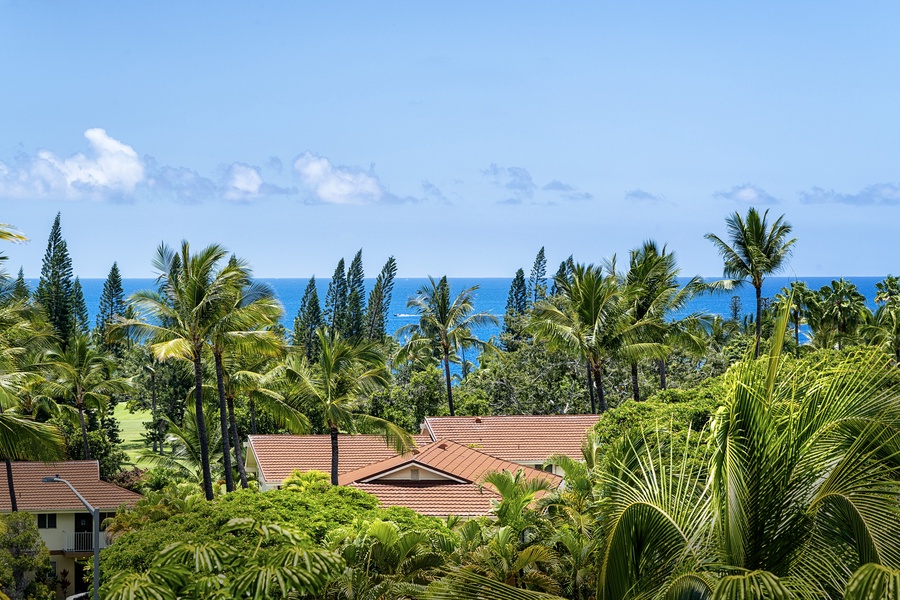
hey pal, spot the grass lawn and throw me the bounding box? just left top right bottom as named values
left=114, top=402, right=152, bottom=465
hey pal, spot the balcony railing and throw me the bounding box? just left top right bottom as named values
left=63, top=532, right=109, bottom=553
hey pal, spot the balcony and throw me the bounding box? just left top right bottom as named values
left=62, top=532, right=109, bottom=555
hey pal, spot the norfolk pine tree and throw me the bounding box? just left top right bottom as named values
left=345, top=250, right=365, bottom=338
left=293, top=277, right=323, bottom=362
left=34, top=213, right=76, bottom=345
left=365, top=256, right=397, bottom=341
left=324, top=259, right=348, bottom=334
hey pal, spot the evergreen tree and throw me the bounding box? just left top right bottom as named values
left=528, top=247, right=547, bottom=305
left=72, top=277, right=90, bottom=335
left=324, top=259, right=348, bottom=334
left=365, top=256, right=397, bottom=341
left=551, top=255, right=574, bottom=296
left=293, top=277, right=324, bottom=362
left=11, top=268, right=29, bottom=302
left=502, top=268, right=528, bottom=347
left=345, top=250, right=365, bottom=338
left=96, top=262, right=126, bottom=337
left=35, top=213, right=75, bottom=344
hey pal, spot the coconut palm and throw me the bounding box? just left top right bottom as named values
left=874, top=275, right=900, bottom=305
left=615, top=241, right=705, bottom=400
left=137, top=404, right=224, bottom=483
left=39, top=335, right=132, bottom=460
left=594, top=302, right=900, bottom=600
left=284, top=327, right=411, bottom=485
left=705, top=207, right=796, bottom=358
left=207, top=262, right=283, bottom=492
left=530, top=263, right=628, bottom=413
left=773, top=280, right=811, bottom=355
left=862, top=301, right=900, bottom=363
left=122, top=241, right=245, bottom=500
left=397, top=276, right=498, bottom=416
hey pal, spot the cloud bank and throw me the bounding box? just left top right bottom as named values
left=800, top=183, right=900, bottom=205
left=714, top=183, right=780, bottom=205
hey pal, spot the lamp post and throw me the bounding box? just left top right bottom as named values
left=42, top=475, right=100, bottom=600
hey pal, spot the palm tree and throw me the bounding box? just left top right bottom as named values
left=594, top=304, right=900, bottom=600
left=615, top=241, right=704, bottom=401
left=817, top=278, right=869, bottom=350
left=285, top=328, right=411, bottom=485
left=397, top=276, right=497, bottom=416
left=207, top=264, right=283, bottom=492
left=122, top=241, right=245, bottom=501
left=862, top=301, right=900, bottom=363
left=529, top=263, right=625, bottom=413
left=39, top=335, right=131, bottom=460
left=705, top=207, right=796, bottom=358
left=137, top=404, right=224, bottom=483
left=773, top=280, right=811, bottom=355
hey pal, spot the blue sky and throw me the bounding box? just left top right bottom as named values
left=2, top=1, right=899, bottom=279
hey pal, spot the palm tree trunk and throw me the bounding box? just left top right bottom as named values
left=585, top=364, right=596, bottom=414
left=227, top=393, right=248, bottom=489
left=755, top=284, right=762, bottom=358
left=3, top=458, right=16, bottom=512
left=658, top=359, right=667, bottom=389
left=77, top=402, right=92, bottom=460
left=150, top=370, right=158, bottom=454
left=330, top=424, right=339, bottom=486
left=631, top=362, right=641, bottom=402
left=0, top=405, right=16, bottom=512
left=794, top=318, right=800, bottom=358
left=442, top=347, right=455, bottom=416
left=591, top=364, right=607, bottom=412
left=193, top=353, right=214, bottom=501
left=213, top=353, right=235, bottom=492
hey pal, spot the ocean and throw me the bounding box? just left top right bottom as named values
left=29, top=276, right=887, bottom=342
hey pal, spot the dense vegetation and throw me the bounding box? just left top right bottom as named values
left=2, top=209, right=900, bottom=599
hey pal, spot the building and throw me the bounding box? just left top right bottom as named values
left=0, top=461, right=141, bottom=598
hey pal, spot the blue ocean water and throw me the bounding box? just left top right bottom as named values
left=29, top=276, right=886, bottom=342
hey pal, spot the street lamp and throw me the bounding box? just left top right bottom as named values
left=42, top=475, right=99, bottom=600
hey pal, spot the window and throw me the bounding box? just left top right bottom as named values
left=37, top=513, right=57, bottom=529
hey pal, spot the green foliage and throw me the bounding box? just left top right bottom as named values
left=529, top=247, right=547, bottom=305
left=71, top=277, right=90, bottom=336
left=34, top=213, right=75, bottom=345
left=96, top=262, right=126, bottom=352
left=11, top=269, right=29, bottom=303
left=324, top=258, right=348, bottom=334
left=345, top=249, right=366, bottom=339
left=365, top=256, right=397, bottom=341
left=503, top=269, right=529, bottom=347
left=101, top=486, right=445, bottom=584
left=0, top=512, right=54, bottom=600
left=292, top=276, right=323, bottom=362
left=369, top=365, right=446, bottom=432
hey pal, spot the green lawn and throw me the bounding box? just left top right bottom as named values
left=114, top=402, right=152, bottom=465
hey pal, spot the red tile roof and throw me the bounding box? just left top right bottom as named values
left=0, top=461, right=141, bottom=512
left=422, top=415, right=600, bottom=462
left=351, top=482, right=499, bottom=517
left=338, top=440, right=561, bottom=488
left=248, top=434, right=433, bottom=483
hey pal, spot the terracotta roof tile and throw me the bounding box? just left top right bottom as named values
left=422, top=415, right=599, bottom=462
left=0, top=461, right=141, bottom=512
left=351, top=481, right=500, bottom=517
left=248, top=434, right=433, bottom=483
left=338, top=440, right=561, bottom=488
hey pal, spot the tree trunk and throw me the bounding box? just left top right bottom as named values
left=658, top=359, right=667, bottom=390
left=77, top=401, right=92, bottom=460
left=150, top=370, right=158, bottom=454
left=3, top=458, right=15, bottom=512
left=585, top=364, right=596, bottom=414
left=631, top=362, right=641, bottom=402
left=794, top=318, right=800, bottom=358
left=442, top=347, right=455, bottom=416
left=330, top=424, right=339, bottom=486
left=214, top=353, right=234, bottom=493
left=193, top=353, right=214, bottom=501
left=591, top=364, right=607, bottom=413
left=754, top=284, right=762, bottom=358
left=227, top=393, right=248, bottom=489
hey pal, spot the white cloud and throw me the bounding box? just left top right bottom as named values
left=222, top=163, right=263, bottom=201
left=0, top=128, right=145, bottom=200
left=625, top=189, right=665, bottom=203
left=713, top=183, right=779, bottom=205
left=800, top=183, right=900, bottom=205
left=293, top=152, right=387, bottom=205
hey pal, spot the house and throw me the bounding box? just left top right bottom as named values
left=339, top=439, right=561, bottom=517
left=245, top=433, right=433, bottom=491
left=421, top=414, right=600, bottom=474
left=0, top=461, right=141, bottom=599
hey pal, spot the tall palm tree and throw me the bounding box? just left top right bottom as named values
left=705, top=207, right=796, bottom=358
left=208, top=264, right=283, bottom=492
left=285, top=327, right=411, bottom=485
left=773, top=280, right=811, bottom=355
left=862, top=301, right=900, bottom=363
left=817, top=278, right=869, bottom=350
left=397, top=276, right=497, bottom=416
left=39, top=335, right=131, bottom=460
left=530, top=263, right=628, bottom=413
left=615, top=241, right=704, bottom=401
left=122, top=241, right=244, bottom=501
